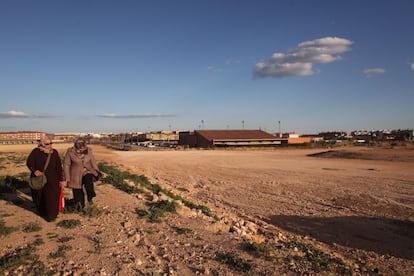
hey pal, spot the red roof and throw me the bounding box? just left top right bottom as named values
left=195, top=130, right=279, bottom=141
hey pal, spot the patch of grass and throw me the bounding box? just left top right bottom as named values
left=98, top=163, right=145, bottom=194
left=0, top=175, right=28, bottom=193
left=89, top=235, right=106, bottom=254
left=0, top=220, right=18, bottom=237
left=48, top=245, right=72, bottom=259
left=56, top=219, right=81, bottom=229
left=142, top=200, right=177, bottom=223
left=244, top=241, right=276, bottom=258
left=284, top=240, right=352, bottom=274
left=22, top=222, right=42, bottom=233
left=98, top=162, right=218, bottom=220
left=83, top=204, right=103, bottom=218
left=57, top=236, right=74, bottom=243
left=174, top=227, right=193, bottom=235
left=217, top=252, right=252, bottom=272
left=6, top=153, right=27, bottom=165
left=32, top=238, right=44, bottom=246
left=0, top=241, right=46, bottom=275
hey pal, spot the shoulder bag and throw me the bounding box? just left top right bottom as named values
left=29, top=152, right=51, bottom=190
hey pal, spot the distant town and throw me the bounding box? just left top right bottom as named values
left=1, top=128, right=413, bottom=149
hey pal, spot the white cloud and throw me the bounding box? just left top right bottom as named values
left=0, top=110, right=58, bottom=119
left=97, top=113, right=175, bottom=119
left=254, top=37, right=353, bottom=78
left=363, top=68, right=385, bottom=77
left=207, top=66, right=223, bottom=73
left=411, top=63, right=414, bottom=71
left=0, top=110, right=29, bottom=118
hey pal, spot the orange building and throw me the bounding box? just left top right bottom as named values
left=0, top=131, right=46, bottom=144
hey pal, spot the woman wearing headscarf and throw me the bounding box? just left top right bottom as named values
left=64, top=138, right=99, bottom=209
left=26, top=136, right=64, bottom=221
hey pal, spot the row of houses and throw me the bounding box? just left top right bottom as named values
left=1, top=129, right=412, bottom=147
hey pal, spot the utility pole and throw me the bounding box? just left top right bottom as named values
left=242, top=120, right=245, bottom=129
left=201, top=120, right=204, bottom=129
left=278, top=121, right=281, bottom=138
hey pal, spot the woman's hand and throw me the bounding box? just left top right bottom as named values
left=34, top=170, right=42, bottom=176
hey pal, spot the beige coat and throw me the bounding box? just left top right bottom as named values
left=64, top=146, right=99, bottom=189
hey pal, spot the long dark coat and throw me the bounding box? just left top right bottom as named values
left=26, top=147, right=63, bottom=221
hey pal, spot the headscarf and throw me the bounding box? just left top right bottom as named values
left=38, top=137, right=53, bottom=154
left=74, top=138, right=88, bottom=155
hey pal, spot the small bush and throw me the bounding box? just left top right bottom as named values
left=22, top=222, right=42, bottom=233
left=98, top=162, right=218, bottom=220
left=89, top=235, right=106, bottom=254
left=244, top=242, right=276, bottom=258
left=0, top=242, right=46, bottom=274
left=83, top=204, right=103, bottom=218
left=48, top=245, right=72, bottom=259
left=57, top=236, right=74, bottom=243
left=217, top=252, right=252, bottom=272
left=284, top=240, right=352, bottom=274
left=145, top=200, right=177, bottom=223
left=0, top=220, right=18, bottom=237
left=174, top=227, right=193, bottom=235
left=57, top=219, right=81, bottom=229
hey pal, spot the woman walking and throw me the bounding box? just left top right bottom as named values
left=26, top=137, right=64, bottom=221
left=64, top=138, right=99, bottom=209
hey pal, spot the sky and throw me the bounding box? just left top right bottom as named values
left=0, top=0, right=413, bottom=134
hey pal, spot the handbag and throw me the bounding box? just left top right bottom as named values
left=29, top=153, right=51, bottom=190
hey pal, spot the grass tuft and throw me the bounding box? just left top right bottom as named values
left=22, top=222, right=42, bottom=233
left=56, top=219, right=81, bottom=229
left=143, top=200, right=177, bottom=223
left=217, top=252, right=252, bottom=272
left=0, top=220, right=18, bottom=237
left=48, top=245, right=72, bottom=259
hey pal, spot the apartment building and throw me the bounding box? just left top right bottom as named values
left=0, top=131, right=47, bottom=144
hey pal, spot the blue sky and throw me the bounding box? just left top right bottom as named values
left=0, top=0, right=413, bottom=134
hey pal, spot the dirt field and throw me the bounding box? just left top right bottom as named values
left=1, top=143, right=413, bottom=275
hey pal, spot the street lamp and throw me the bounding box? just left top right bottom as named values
left=278, top=121, right=281, bottom=138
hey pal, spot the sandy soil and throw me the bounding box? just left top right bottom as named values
left=1, top=143, right=413, bottom=275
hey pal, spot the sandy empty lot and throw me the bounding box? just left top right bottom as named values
left=1, top=144, right=413, bottom=274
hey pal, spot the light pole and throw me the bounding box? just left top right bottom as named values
left=201, top=120, right=204, bottom=129
left=278, top=121, right=281, bottom=138
left=242, top=120, right=245, bottom=129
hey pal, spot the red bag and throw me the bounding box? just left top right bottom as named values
left=58, top=187, right=65, bottom=212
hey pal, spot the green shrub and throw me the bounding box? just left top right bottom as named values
left=22, top=222, right=42, bottom=233
left=0, top=220, right=18, bottom=237
left=244, top=242, right=276, bottom=258
left=144, top=200, right=177, bottom=223
left=217, top=252, right=252, bottom=272
left=48, top=245, right=72, bottom=259
left=89, top=235, right=106, bottom=254
left=0, top=241, right=47, bottom=274
left=56, top=219, right=81, bottom=229
left=98, top=162, right=218, bottom=220
left=284, top=240, right=352, bottom=274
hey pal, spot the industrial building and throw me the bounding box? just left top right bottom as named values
left=179, top=129, right=287, bottom=148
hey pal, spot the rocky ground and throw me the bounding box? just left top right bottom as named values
left=0, top=143, right=413, bottom=275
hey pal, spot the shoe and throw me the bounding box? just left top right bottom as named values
left=88, top=200, right=94, bottom=205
